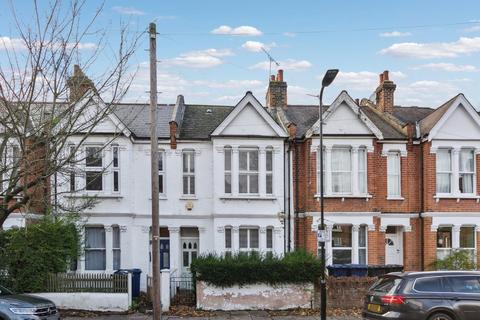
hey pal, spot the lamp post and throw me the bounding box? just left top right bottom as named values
left=318, top=69, right=338, bottom=320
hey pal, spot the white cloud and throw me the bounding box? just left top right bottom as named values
left=413, top=63, right=479, bottom=72
left=0, top=37, right=26, bottom=50
left=0, top=37, right=96, bottom=51
left=156, top=15, right=176, bottom=21
left=211, top=25, right=263, bottom=36
left=380, top=37, right=480, bottom=59
left=463, top=24, right=480, bottom=33
left=112, top=6, right=145, bottom=15
left=194, top=79, right=263, bottom=89
left=161, top=49, right=234, bottom=68
left=250, top=59, right=312, bottom=71
left=396, top=80, right=459, bottom=107
left=379, top=31, right=412, bottom=37
left=241, top=41, right=276, bottom=52
left=332, top=71, right=407, bottom=90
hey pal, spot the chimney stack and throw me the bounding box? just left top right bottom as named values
left=266, top=69, right=287, bottom=110
left=67, top=65, right=95, bottom=102
left=375, top=70, right=396, bottom=113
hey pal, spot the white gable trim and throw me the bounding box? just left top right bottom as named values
left=428, top=94, right=480, bottom=141
left=305, top=91, right=383, bottom=139
left=211, top=92, right=288, bottom=137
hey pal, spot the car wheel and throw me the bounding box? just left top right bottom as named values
left=428, top=312, right=454, bottom=320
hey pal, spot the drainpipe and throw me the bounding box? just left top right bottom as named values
left=294, top=141, right=300, bottom=250
left=419, top=128, right=425, bottom=271
left=286, top=141, right=292, bottom=252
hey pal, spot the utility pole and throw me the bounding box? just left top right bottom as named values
left=149, top=22, right=162, bottom=320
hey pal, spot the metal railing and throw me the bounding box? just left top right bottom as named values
left=45, top=273, right=128, bottom=293
left=170, top=275, right=195, bottom=306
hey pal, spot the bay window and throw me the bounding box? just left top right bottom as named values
left=331, top=148, right=352, bottom=194
left=85, top=226, right=106, bottom=270
left=85, top=146, right=103, bottom=191
left=331, top=225, right=352, bottom=264
left=182, top=150, right=195, bottom=195
left=436, top=149, right=452, bottom=194
left=158, top=151, right=165, bottom=195
left=239, top=148, right=259, bottom=194
left=239, top=227, right=259, bottom=251
left=459, top=149, right=475, bottom=194
left=387, top=152, right=401, bottom=197
left=224, top=147, right=232, bottom=194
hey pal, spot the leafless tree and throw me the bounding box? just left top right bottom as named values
left=0, top=0, right=141, bottom=226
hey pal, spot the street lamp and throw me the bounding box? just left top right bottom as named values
left=318, top=69, right=338, bottom=320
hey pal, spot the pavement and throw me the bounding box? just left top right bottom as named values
left=63, top=311, right=362, bottom=320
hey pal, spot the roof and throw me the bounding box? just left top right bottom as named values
left=179, top=104, right=234, bottom=140
left=393, top=106, right=434, bottom=125
left=112, top=104, right=174, bottom=139
left=360, top=106, right=406, bottom=140
left=419, top=94, right=460, bottom=137
left=284, top=105, right=325, bottom=138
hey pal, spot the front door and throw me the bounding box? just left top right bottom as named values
left=385, top=226, right=403, bottom=265
left=160, top=239, right=170, bottom=270
left=181, top=238, right=198, bottom=275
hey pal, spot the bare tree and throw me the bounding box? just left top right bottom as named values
left=0, top=0, right=141, bottom=226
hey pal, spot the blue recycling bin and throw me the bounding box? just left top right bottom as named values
left=327, top=264, right=350, bottom=277
left=114, top=268, right=142, bottom=297
left=349, top=264, right=368, bottom=277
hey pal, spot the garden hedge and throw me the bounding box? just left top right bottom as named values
left=190, top=250, right=322, bottom=287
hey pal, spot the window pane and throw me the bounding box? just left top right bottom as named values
left=112, top=227, right=120, bottom=248
left=86, top=171, right=103, bottom=191
left=239, top=174, right=248, bottom=193
left=460, top=149, right=474, bottom=172
left=266, top=228, right=273, bottom=249
left=266, top=150, right=273, bottom=171
left=86, top=147, right=102, bottom=167
left=437, top=227, right=452, bottom=248
left=225, top=228, right=232, bottom=248
left=224, top=148, right=231, bottom=171
left=183, top=176, right=189, bottom=194
left=437, top=149, right=451, bottom=171
left=239, top=151, right=248, bottom=170
left=359, top=248, right=367, bottom=265
left=113, top=147, right=119, bottom=168
left=332, top=148, right=351, bottom=171
left=460, top=227, right=475, bottom=248
left=239, top=229, right=248, bottom=248
left=70, top=172, right=76, bottom=192
left=250, top=229, right=259, bottom=248
left=85, top=250, right=106, bottom=270
left=113, top=171, right=119, bottom=192
left=414, top=278, right=446, bottom=292
left=437, top=173, right=451, bottom=193
left=182, top=153, right=188, bottom=173
left=183, top=252, right=189, bottom=267
left=266, top=174, right=273, bottom=194
left=86, top=227, right=105, bottom=248
left=159, top=174, right=164, bottom=194
left=359, top=225, right=367, bottom=247
left=449, top=277, right=480, bottom=293
left=249, top=174, right=259, bottom=193
left=158, top=152, right=163, bottom=171
left=459, top=174, right=474, bottom=194
left=332, top=249, right=352, bottom=264
left=189, top=153, right=195, bottom=173
left=249, top=151, right=259, bottom=171
left=225, top=174, right=231, bottom=194
left=190, top=176, right=195, bottom=194
left=113, top=250, right=121, bottom=270
left=332, top=172, right=351, bottom=193
left=332, top=225, right=352, bottom=247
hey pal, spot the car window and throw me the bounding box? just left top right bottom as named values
left=371, top=277, right=402, bottom=294
left=414, top=277, right=448, bottom=292
left=448, top=276, right=480, bottom=293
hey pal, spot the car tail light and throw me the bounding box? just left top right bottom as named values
left=381, top=295, right=406, bottom=305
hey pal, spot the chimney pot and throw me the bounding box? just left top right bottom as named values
left=277, top=69, right=284, bottom=82
left=375, top=70, right=396, bottom=113
left=383, top=70, right=389, bottom=81
left=270, top=75, right=276, bottom=81
left=379, top=73, right=384, bottom=84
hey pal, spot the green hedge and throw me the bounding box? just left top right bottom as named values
left=190, top=250, right=322, bottom=287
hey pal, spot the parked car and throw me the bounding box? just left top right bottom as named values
left=0, top=285, right=59, bottom=320
left=362, top=271, right=480, bottom=320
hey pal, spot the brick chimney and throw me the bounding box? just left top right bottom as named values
left=375, top=70, right=396, bottom=113
left=67, top=65, right=95, bottom=102
left=266, top=69, right=287, bottom=110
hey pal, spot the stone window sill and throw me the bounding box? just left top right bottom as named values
left=387, top=196, right=405, bottom=201
left=65, top=193, right=123, bottom=199
left=434, top=194, right=480, bottom=203
left=220, top=195, right=277, bottom=201
left=314, top=194, right=373, bottom=201
left=179, top=196, right=198, bottom=200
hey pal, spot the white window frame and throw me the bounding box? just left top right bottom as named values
left=239, top=227, right=260, bottom=251
left=224, top=226, right=232, bottom=256
left=182, top=150, right=195, bottom=196
left=158, top=150, right=166, bottom=195
left=266, top=227, right=274, bottom=253
left=358, top=148, right=367, bottom=194
left=112, top=145, right=120, bottom=193
left=459, top=148, right=475, bottom=195
left=460, top=226, right=476, bottom=263
left=331, top=147, right=352, bottom=195
left=358, top=225, right=368, bottom=265
left=85, top=145, right=104, bottom=192
left=84, top=226, right=106, bottom=271
left=387, top=151, right=402, bottom=198
left=68, top=145, right=76, bottom=192
left=238, top=148, right=259, bottom=195
left=330, top=225, right=353, bottom=264
left=224, top=147, right=232, bottom=194
left=436, top=226, right=452, bottom=260
left=112, top=225, right=121, bottom=270
left=266, top=148, right=273, bottom=195
left=436, top=149, right=453, bottom=195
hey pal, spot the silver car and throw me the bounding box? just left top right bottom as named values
left=0, top=285, right=60, bottom=320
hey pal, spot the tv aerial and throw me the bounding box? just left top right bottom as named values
left=261, top=47, right=280, bottom=80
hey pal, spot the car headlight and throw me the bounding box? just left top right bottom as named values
left=9, top=307, right=37, bottom=315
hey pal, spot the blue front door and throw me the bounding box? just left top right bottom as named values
left=160, top=239, right=170, bottom=269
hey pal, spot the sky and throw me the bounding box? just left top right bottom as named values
left=1, top=0, right=480, bottom=109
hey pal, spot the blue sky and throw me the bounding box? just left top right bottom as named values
left=1, top=0, right=480, bottom=108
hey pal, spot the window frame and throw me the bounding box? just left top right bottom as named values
left=182, top=150, right=195, bottom=196
left=224, top=226, right=232, bottom=256
left=68, top=145, right=76, bottom=192
left=84, top=226, right=106, bottom=271
left=459, top=148, right=475, bottom=195
left=436, top=226, right=453, bottom=260
left=331, top=147, right=352, bottom=195
left=112, top=145, right=120, bottom=193
left=239, top=227, right=260, bottom=251
left=112, top=225, right=121, bottom=270
left=387, top=151, right=402, bottom=198
left=224, top=146, right=232, bottom=194
left=331, top=224, right=353, bottom=264
left=436, top=149, right=453, bottom=195
left=358, top=148, right=367, bottom=194
left=84, top=146, right=104, bottom=192
left=238, top=148, right=259, bottom=195
left=358, top=225, right=368, bottom=265
left=265, top=148, right=274, bottom=195
left=266, top=227, right=274, bottom=253
left=158, top=150, right=166, bottom=195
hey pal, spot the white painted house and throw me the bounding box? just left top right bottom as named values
left=53, top=90, right=289, bottom=290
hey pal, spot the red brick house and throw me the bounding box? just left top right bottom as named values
left=269, top=70, right=480, bottom=271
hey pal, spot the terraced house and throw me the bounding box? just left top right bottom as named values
left=269, top=70, right=480, bottom=271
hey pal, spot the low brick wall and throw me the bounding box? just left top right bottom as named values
left=197, top=281, right=314, bottom=310
left=324, top=277, right=377, bottom=308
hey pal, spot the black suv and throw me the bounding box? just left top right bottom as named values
left=363, top=271, right=480, bottom=320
